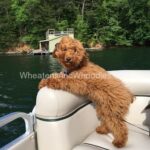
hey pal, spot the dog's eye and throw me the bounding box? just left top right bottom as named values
left=63, top=48, right=67, bottom=51
left=74, top=48, right=77, bottom=53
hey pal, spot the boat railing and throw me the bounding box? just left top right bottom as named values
left=0, top=112, right=34, bottom=134
left=0, top=112, right=34, bottom=149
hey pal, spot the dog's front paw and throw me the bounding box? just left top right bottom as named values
left=38, top=79, right=48, bottom=89
left=96, top=125, right=110, bottom=134
left=38, top=78, right=61, bottom=90
left=46, top=77, right=61, bottom=89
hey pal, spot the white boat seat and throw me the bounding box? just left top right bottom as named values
left=35, top=71, right=150, bottom=150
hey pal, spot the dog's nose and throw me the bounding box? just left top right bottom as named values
left=65, top=57, right=71, bottom=62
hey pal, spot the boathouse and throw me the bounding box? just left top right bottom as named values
left=39, top=28, right=74, bottom=53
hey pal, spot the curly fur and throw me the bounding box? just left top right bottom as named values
left=39, top=36, right=134, bottom=148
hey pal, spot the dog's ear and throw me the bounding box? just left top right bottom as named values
left=84, top=50, right=89, bottom=58
left=74, top=39, right=89, bottom=59
left=74, top=40, right=84, bottom=51
left=52, top=43, right=59, bottom=58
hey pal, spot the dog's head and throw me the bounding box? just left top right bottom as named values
left=53, top=36, right=88, bottom=70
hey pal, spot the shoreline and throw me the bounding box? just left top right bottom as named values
left=0, top=45, right=149, bottom=56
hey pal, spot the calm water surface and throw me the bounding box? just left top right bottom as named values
left=0, top=47, right=150, bottom=146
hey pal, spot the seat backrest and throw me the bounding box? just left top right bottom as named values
left=109, top=70, right=150, bottom=96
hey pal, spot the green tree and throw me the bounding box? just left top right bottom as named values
left=56, top=20, right=69, bottom=31
left=90, top=0, right=132, bottom=46
left=74, top=15, right=89, bottom=45
left=11, top=0, right=57, bottom=48
left=0, top=0, right=149, bottom=51
left=0, top=0, right=17, bottom=51
left=128, top=0, right=150, bottom=45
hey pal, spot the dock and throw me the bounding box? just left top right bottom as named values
left=28, top=49, right=50, bottom=55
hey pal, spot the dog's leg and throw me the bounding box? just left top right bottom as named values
left=96, top=107, right=110, bottom=134
left=96, top=121, right=110, bottom=134
left=106, top=117, right=128, bottom=148
left=39, top=76, right=88, bottom=96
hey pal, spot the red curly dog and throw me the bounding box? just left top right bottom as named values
left=39, top=36, right=134, bottom=148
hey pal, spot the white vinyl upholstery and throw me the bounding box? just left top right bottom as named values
left=73, top=144, right=104, bottom=150
left=109, top=70, right=150, bottom=96
left=36, top=104, right=99, bottom=150
left=74, top=128, right=150, bottom=150
left=36, top=88, right=87, bottom=118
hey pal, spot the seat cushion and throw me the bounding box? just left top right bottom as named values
left=73, top=123, right=150, bottom=150
left=36, top=87, right=87, bottom=118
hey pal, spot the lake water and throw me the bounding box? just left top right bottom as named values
left=0, top=47, right=150, bottom=147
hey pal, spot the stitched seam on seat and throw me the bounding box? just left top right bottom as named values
left=36, top=101, right=91, bottom=121
left=124, top=120, right=149, bottom=133
left=83, top=143, right=109, bottom=150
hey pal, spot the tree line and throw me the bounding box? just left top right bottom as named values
left=0, top=0, right=150, bottom=51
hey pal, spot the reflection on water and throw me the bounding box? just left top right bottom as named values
left=0, top=47, right=150, bottom=147
left=0, top=55, right=61, bottom=116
